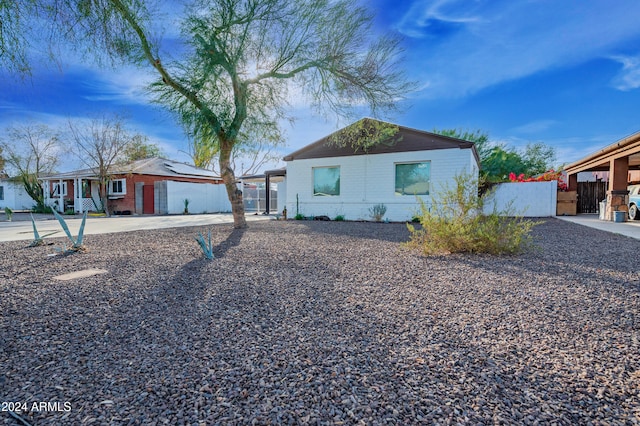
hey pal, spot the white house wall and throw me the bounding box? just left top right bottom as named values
left=285, top=148, right=477, bottom=222
left=0, top=180, right=35, bottom=210
left=165, top=181, right=231, bottom=214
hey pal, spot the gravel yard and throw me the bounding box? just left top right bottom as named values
left=1, top=218, right=639, bottom=425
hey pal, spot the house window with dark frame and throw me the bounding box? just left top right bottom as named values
left=109, top=179, right=126, bottom=196
left=52, top=182, right=68, bottom=197
left=0, top=185, right=4, bottom=201
left=313, top=166, right=340, bottom=196
left=395, top=161, right=431, bottom=195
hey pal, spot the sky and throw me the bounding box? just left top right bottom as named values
left=2, top=0, right=640, bottom=173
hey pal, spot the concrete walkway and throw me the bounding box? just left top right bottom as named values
left=0, top=213, right=272, bottom=242
left=556, top=214, right=640, bottom=240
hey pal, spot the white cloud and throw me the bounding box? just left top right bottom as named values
left=396, top=0, right=482, bottom=38
left=610, top=55, right=640, bottom=91
left=511, top=120, right=558, bottom=135
left=399, top=0, right=640, bottom=99
left=81, top=66, right=157, bottom=105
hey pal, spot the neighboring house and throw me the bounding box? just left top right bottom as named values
left=0, top=178, right=36, bottom=211
left=283, top=119, right=480, bottom=222
left=40, top=157, right=231, bottom=215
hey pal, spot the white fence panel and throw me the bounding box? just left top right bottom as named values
left=166, top=181, right=231, bottom=214
left=484, top=181, right=557, bottom=217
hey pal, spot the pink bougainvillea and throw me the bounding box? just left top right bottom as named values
left=508, top=170, right=567, bottom=191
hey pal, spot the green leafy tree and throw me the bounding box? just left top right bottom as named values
left=0, top=124, right=60, bottom=211
left=434, top=128, right=556, bottom=182
left=1, top=0, right=413, bottom=228
left=522, top=142, right=556, bottom=176
left=434, top=128, right=491, bottom=161
left=121, top=135, right=163, bottom=162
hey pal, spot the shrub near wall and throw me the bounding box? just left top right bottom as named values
left=406, top=172, right=540, bottom=255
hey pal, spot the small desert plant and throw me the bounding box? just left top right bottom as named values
left=52, top=209, right=88, bottom=252
left=195, top=230, right=214, bottom=260
left=334, top=215, right=345, bottom=221
left=4, top=206, right=13, bottom=221
left=28, top=213, right=58, bottom=247
left=405, top=172, right=540, bottom=255
left=369, top=203, right=387, bottom=222
left=183, top=198, right=190, bottom=214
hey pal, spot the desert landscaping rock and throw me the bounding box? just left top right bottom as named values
left=1, top=219, right=639, bottom=425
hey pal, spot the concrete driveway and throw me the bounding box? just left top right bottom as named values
left=556, top=214, right=640, bottom=240
left=0, top=213, right=272, bottom=242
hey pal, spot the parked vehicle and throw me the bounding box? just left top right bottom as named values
left=628, top=185, right=640, bottom=220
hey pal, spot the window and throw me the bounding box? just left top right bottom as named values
left=0, top=185, right=4, bottom=201
left=109, top=179, right=126, bottom=195
left=313, top=166, right=340, bottom=196
left=395, top=162, right=430, bottom=195
left=52, top=182, right=68, bottom=197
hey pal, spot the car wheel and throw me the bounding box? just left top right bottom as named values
left=630, top=204, right=639, bottom=220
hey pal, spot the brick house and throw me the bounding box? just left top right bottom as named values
left=40, top=157, right=229, bottom=215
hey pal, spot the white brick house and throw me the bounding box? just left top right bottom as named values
left=283, top=119, right=480, bottom=222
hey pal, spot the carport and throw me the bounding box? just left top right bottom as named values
left=564, top=130, right=640, bottom=221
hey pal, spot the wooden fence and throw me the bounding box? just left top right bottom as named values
left=577, top=181, right=607, bottom=214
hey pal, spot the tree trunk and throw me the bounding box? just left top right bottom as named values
left=100, top=180, right=110, bottom=217
left=220, top=139, right=247, bottom=228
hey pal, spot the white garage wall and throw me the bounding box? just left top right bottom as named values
left=483, top=181, right=557, bottom=217
left=285, top=148, right=478, bottom=222
left=165, top=181, right=231, bottom=214
left=0, top=180, right=36, bottom=211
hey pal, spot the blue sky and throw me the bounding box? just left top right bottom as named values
left=2, top=0, right=640, bottom=172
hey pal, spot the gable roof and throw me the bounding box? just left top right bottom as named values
left=283, top=119, right=480, bottom=165
left=40, top=157, right=221, bottom=181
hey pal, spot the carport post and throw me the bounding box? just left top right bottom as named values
left=606, top=157, right=629, bottom=221
left=567, top=173, right=578, bottom=192
left=265, top=174, right=271, bottom=214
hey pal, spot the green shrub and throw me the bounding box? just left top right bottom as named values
left=31, top=205, right=53, bottom=214
left=4, top=206, right=13, bottom=221
left=405, top=172, right=540, bottom=255
left=294, top=213, right=305, bottom=220
left=334, top=215, right=345, bottom=221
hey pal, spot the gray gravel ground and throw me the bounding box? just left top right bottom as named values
left=1, top=218, right=639, bottom=425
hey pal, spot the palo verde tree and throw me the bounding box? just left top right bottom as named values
left=68, top=115, right=139, bottom=217
left=1, top=0, right=412, bottom=228
left=0, top=124, right=61, bottom=211
left=140, top=0, right=411, bottom=227
left=185, top=121, right=286, bottom=176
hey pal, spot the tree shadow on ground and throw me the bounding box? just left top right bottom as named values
left=211, top=227, right=246, bottom=258
left=294, top=220, right=411, bottom=243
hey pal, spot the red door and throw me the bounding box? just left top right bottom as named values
left=143, top=185, right=154, bottom=214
